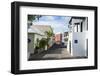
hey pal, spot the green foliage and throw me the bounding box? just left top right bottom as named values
left=28, top=15, right=42, bottom=21
left=28, top=15, right=42, bottom=28
left=28, top=15, right=36, bottom=21
left=45, top=30, right=53, bottom=38
left=45, top=29, right=54, bottom=47
left=35, top=38, right=40, bottom=50
left=39, top=38, right=47, bottom=49
left=35, top=38, right=47, bottom=50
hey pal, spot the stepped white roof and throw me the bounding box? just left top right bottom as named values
left=28, top=26, right=44, bottom=35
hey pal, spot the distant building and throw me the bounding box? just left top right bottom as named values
left=55, top=33, right=62, bottom=44
left=63, top=32, right=69, bottom=46
left=67, top=17, right=88, bottom=57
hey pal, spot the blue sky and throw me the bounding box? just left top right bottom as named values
left=32, top=15, right=71, bottom=34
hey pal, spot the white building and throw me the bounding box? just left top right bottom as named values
left=28, top=25, right=54, bottom=59
left=28, top=26, right=46, bottom=59
left=67, top=17, right=88, bottom=57
left=63, top=32, right=69, bottom=46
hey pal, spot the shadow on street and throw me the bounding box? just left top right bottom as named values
left=28, top=42, right=71, bottom=61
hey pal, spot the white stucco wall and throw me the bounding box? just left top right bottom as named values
left=34, top=34, right=44, bottom=48
left=82, top=18, right=88, bottom=32
left=67, top=32, right=72, bottom=54
left=28, top=33, right=45, bottom=58
left=72, top=31, right=88, bottom=57
left=68, top=18, right=88, bottom=57
left=28, top=33, right=35, bottom=59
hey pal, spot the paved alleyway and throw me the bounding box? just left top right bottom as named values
left=29, top=43, right=72, bottom=60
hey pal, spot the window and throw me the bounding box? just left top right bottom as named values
left=80, top=22, right=83, bottom=32
left=74, top=23, right=80, bottom=32
left=74, top=40, right=78, bottom=43
left=28, top=38, right=31, bottom=43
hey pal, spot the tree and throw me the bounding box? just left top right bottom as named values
left=28, top=15, right=42, bottom=21
left=45, top=30, right=53, bottom=38
left=45, top=30, right=54, bottom=47
left=28, top=15, right=42, bottom=28
left=39, top=38, right=47, bottom=49
left=28, top=15, right=36, bottom=22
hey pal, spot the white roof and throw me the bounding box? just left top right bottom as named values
left=28, top=26, right=45, bottom=35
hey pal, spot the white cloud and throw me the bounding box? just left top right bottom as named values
left=32, top=16, right=70, bottom=34
left=39, top=16, right=55, bottom=21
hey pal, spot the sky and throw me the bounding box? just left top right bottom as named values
left=32, top=15, right=71, bottom=34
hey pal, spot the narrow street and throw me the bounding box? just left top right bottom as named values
left=29, top=43, right=71, bottom=60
